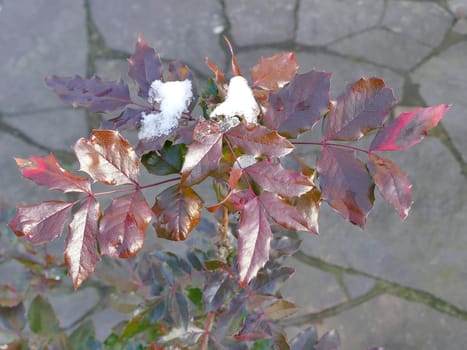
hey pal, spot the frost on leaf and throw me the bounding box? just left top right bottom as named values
left=138, top=79, right=193, bottom=140
left=210, top=76, right=259, bottom=125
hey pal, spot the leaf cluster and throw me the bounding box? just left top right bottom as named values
left=7, top=35, right=448, bottom=348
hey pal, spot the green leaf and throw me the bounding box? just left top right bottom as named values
left=264, top=300, right=299, bottom=320
left=253, top=339, right=274, bottom=350
left=120, top=310, right=150, bottom=342
left=69, top=320, right=100, bottom=350
left=187, top=288, right=203, bottom=309
left=27, top=295, right=60, bottom=336
left=142, top=141, right=187, bottom=175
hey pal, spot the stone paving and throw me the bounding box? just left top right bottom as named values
left=1, top=0, right=467, bottom=348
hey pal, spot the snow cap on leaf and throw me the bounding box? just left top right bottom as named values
left=210, top=76, right=259, bottom=124
left=138, top=79, right=193, bottom=140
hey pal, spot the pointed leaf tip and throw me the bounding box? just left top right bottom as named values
left=367, top=153, right=412, bottom=219
left=317, top=147, right=374, bottom=228
left=223, top=36, right=243, bottom=76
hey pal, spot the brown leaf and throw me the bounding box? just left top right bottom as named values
left=74, top=130, right=139, bottom=186
left=250, top=52, right=298, bottom=90
left=99, top=190, right=152, bottom=258
left=152, top=185, right=203, bottom=241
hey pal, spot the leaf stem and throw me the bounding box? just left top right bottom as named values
left=224, top=136, right=255, bottom=193
left=199, top=311, right=215, bottom=350
left=90, top=177, right=181, bottom=197
left=139, top=176, right=181, bottom=190
left=292, top=141, right=369, bottom=154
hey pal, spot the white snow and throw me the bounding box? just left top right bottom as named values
left=234, top=154, right=258, bottom=168
left=138, top=79, right=193, bottom=140
left=210, top=76, right=259, bottom=124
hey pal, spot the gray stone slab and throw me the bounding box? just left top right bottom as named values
left=0, top=0, right=87, bottom=113
left=449, top=0, right=467, bottom=19
left=453, top=19, right=467, bottom=34
left=3, top=109, right=88, bottom=152
left=48, top=288, right=100, bottom=329
left=0, top=133, right=67, bottom=205
left=411, top=41, right=467, bottom=156
left=382, top=1, right=452, bottom=47
left=296, top=52, right=405, bottom=100
left=91, top=308, right=129, bottom=341
left=299, top=138, right=467, bottom=309
left=225, top=0, right=296, bottom=46
left=297, top=0, right=384, bottom=46
left=281, top=257, right=347, bottom=312
left=90, top=0, right=226, bottom=76
left=330, top=28, right=432, bottom=71
left=319, top=294, right=467, bottom=349
left=343, top=274, right=375, bottom=299
left=235, top=50, right=405, bottom=100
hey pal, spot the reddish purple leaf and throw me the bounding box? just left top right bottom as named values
left=167, top=60, right=193, bottom=82
left=74, top=130, right=139, bottom=186
left=45, top=75, right=131, bottom=112
left=238, top=196, right=272, bottom=286
left=128, top=35, right=163, bottom=99
left=181, top=132, right=223, bottom=186
left=226, top=123, right=294, bottom=158
left=367, top=153, right=413, bottom=219
left=229, top=189, right=257, bottom=212
left=370, top=104, right=450, bottom=151
left=250, top=52, right=298, bottom=90
left=259, top=191, right=317, bottom=233
left=263, top=71, right=331, bottom=138
left=65, top=197, right=101, bottom=289
left=205, top=57, right=225, bottom=87
left=101, top=107, right=144, bottom=131
left=98, top=190, right=152, bottom=258
left=15, top=154, right=90, bottom=193
left=323, top=77, right=396, bottom=141
left=136, top=134, right=171, bottom=156
left=224, top=36, right=243, bottom=77
left=9, top=201, right=73, bottom=244
left=317, top=146, right=374, bottom=228
left=245, top=159, right=314, bottom=197
left=152, top=185, right=203, bottom=241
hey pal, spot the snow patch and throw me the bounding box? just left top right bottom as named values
left=138, top=79, right=193, bottom=140
left=210, top=76, right=259, bottom=124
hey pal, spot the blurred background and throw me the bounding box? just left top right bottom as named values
left=1, top=0, right=467, bottom=348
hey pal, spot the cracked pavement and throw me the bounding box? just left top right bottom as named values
left=1, top=0, right=467, bottom=348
